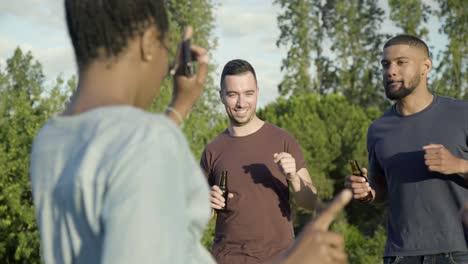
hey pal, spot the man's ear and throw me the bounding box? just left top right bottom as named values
left=140, top=27, right=158, bottom=61
left=219, top=89, right=225, bottom=104
left=422, top=57, right=432, bottom=76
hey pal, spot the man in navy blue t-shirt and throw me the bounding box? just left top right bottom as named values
left=346, top=34, right=468, bottom=264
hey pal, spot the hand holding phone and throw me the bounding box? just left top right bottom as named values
left=182, top=39, right=194, bottom=76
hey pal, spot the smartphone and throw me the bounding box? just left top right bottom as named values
left=349, top=160, right=368, bottom=181
left=182, top=39, right=194, bottom=76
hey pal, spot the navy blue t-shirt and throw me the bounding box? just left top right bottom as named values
left=368, top=95, right=468, bottom=256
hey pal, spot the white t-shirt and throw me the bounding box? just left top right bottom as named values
left=30, top=106, right=215, bottom=264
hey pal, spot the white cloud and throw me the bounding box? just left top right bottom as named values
left=216, top=5, right=278, bottom=39
left=0, top=0, right=64, bottom=30
left=0, top=1, right=75, bottom=79
left=213, top=0, right=284, bottom=107
left=0, top=35, right=75, bottom=79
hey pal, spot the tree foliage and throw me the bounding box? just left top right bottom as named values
left=431, top=0, right=467, bottom=99
left=1, top=0, right=466, bottom=263
left=0, top=48, right=74, bottom=263
left=388, top=0, right=431, bottom=38
left=275, top=0, right=390, bottom=108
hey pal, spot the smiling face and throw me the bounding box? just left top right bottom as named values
left=381, top=44, right=430, bottom=101
left=221, top=72, right=258, bottom=127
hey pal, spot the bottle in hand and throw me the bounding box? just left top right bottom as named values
left=349, top=160, right=368, bottom=182
left=218, top=170, right=229, bottom=211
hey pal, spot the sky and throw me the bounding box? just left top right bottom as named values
left=0, top=0, right=447, bottom=107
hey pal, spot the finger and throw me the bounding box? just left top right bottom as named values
left=313, top=189, right=352, bottom=231
left=348, top=185, right=371, bottom=195
left=427, top=165, right=442, bottom=172
left=328, top=249, right=348, bottom=264
left=321, top=232, right=345, bottom=249
left=183, top=25, right=193, bottom=41
left=190, top=44, right=209, bottom=85
left=424, top=153, right=440, bottom=160
left=210, top=197, right=225, bottom=209
left=361, top=167, right=368, bottom=176
left=424, top=148, right=441, bottom=155
left=346, top=181, right=369, bottom=189
left=423, top=144, right=443, bottom=150
left=354, top=192, right=372, bottom=200
left=211, top=185, right=222, bottom=194
left=349, top=175, right=367, bottom=183
left=279, top=159, right=295, bottom=165
left=273, top=152, right=292, bottom=162
left=328, top=248, right=348, bottom=263
left=190, top=44, right=209, bottom=64
left=170, top=27, right=193, bottom=75
left=228, top=193, right=234, bottom=199
left=280, top=162, right=296, bottom=170
left=425, top=159, right=440, bottom=167
left=210, top=191, right=225, bottom=202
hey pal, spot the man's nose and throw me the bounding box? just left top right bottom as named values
left=236, top=94, right=245, bottom=107
left=385, top=63, right=397, bottom=77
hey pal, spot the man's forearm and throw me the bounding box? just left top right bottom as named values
left=292, top=173, right=318, bottom=211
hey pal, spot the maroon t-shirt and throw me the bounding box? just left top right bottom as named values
left=200, top=123, right=307, bottom=264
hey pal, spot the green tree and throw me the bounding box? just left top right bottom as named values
left=388, top=0, right=431, bottom=38
left=431, top=0, right=467, bottom=99
left=275, top=0, right=390, bottom=108
left=322, top=0, right=388, bottom=108
left=0, top=48, right=74, bottom=263
left=275, top=0, right=314, bottom=96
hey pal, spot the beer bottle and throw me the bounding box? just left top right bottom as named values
left=349, top=160, right=363, bottom=177
left=349, top=160, right=368, bottom=181
left=219, top=170, right=229, bottom=210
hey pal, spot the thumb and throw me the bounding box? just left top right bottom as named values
left=228, top=193, right=234, bottom=199
left=312, top=189, right=352, bottom=231
left=183, top=25, right=193, bottom=41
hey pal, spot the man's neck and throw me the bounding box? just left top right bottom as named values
left=228, top=116, right=264, bottom=137
left=396, top=89, right=434, bottom=116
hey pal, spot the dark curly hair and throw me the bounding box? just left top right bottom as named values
left=65, top=0, right=169, bottom=69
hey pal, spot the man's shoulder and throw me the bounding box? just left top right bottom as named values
left=369, top=107, right=394, bottom=130
left=263, top=122, right=297, bottom=140
left=204, top=129, right=230, bottom=152
left=437, top=95, right=468, bottom=112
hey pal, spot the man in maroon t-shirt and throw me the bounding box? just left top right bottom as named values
left=200, top=59, right=318, bottom=264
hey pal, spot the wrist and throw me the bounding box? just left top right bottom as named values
left=167, top=99, right=193, bottom=123
left=286, top=173, right=299, bottom=181
left=458, top=159, right=468, bottom=178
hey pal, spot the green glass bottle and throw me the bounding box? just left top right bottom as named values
left=219, top=170, right=228, bottom=210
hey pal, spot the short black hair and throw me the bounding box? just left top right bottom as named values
left=220, top=59, right=257, bottom=90
left=383, top=34, right=430, bottom=58
left=65, top=0, right=169, bottom=69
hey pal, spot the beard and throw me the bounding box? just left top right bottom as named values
left=384, top=74, right=420, bottom=100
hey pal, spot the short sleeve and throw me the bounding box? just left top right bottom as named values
left=200, top=148, right=215, bottom=186
left=367, top=125, right=385, bottom=185
left=286, top=134, right=307, bottom=171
